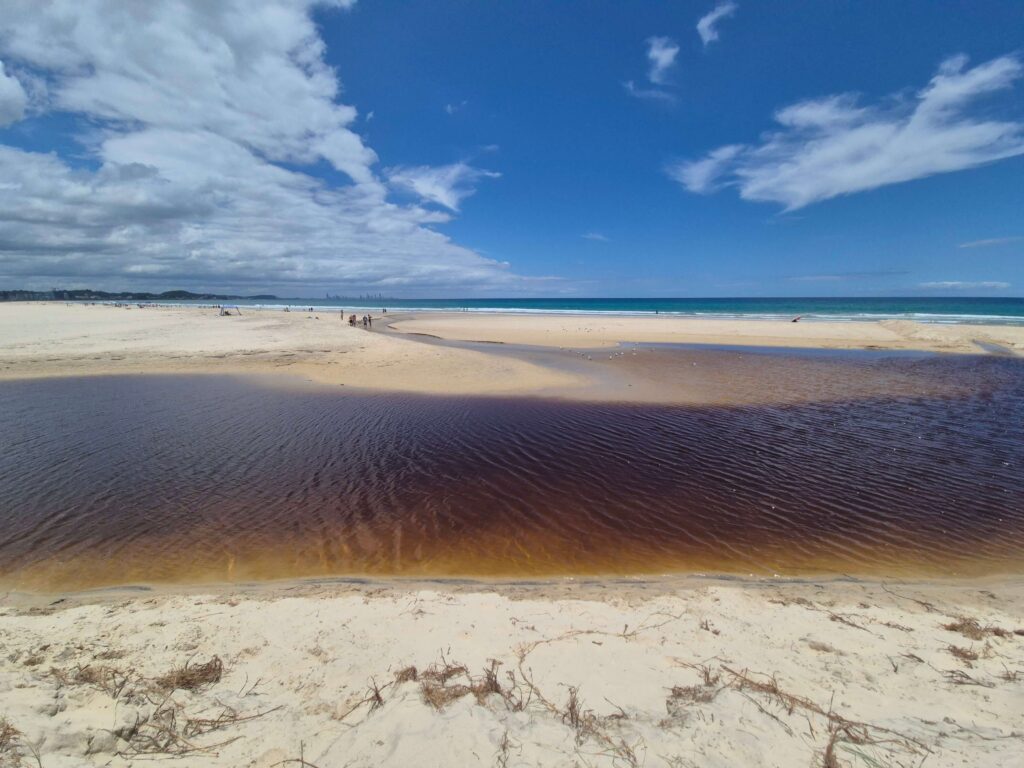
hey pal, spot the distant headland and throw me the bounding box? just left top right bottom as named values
left=0, top=289, right=279, bottom=302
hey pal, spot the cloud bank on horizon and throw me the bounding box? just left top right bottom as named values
left=669, top=53, right=1024, bottom=211
left=0, top=0, right=526, bottom=294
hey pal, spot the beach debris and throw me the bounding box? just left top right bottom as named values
left=0, top=718, right=26, bottom=766
left=154, top=656, right=223, bottom=692
left=417, top=658, right=506, bottom=710
left=947, top=645, right=980, bottom=665
left=942, top=616, right=1011, bottom=640
left=393, top=665, right=418, bottom=683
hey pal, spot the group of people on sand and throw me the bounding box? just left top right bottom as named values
left=345, top=312, right=373, bottom=328
left=337, top=308, right=388, bottom=327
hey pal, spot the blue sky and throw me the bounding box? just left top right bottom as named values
left=0, top=1, right=1022, bottom=296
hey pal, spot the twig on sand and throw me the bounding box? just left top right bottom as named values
left=270, top=741, right=322, bottom=768
left=880, top=584, right=937, bottom=613
left=720, top=665, right=931, bottom=763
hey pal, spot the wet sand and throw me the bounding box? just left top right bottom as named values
left=390, top=311, right=1024, bottom=354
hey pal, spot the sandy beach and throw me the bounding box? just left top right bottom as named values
left=388, top=311, right=1024, bottom=354
left=1, top=302, right=1021, bottom=403
left=2, top=577, right=1023, bottom=767
left=0, top=303, right=583, bottom=397
left=3, top=1, right=1023, bottom=766
left=2, top=302, right=1023, bottom=766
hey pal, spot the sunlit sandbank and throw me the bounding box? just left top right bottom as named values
left=2, top=303, right=1023, bottom=405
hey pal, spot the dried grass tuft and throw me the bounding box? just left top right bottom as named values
left=419, top=659, right=507, bottom=710
left=473, top=660, right=503, bottom=704
left=562, top=686, right=584, bottom=731
left=154, top=656, right=223, bottom=692
left=420, top=680, right=471, bottom=710
left=0, top=716, right=36, bottom=768
left=0, top=719, right=17, bottom=750
left=50, top=664, right=131, bottom=698
left=668, top=685, right=716, bottom=705
left=943, top=617, right=1010, bottom=641
left=419, top=657, right=467, bottom=685
left=393, top=666, right=418, bottom=683
left=947, top=645, right=979, bottom=665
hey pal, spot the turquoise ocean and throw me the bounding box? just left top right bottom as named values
left=164, top=297, right=1024, bottom=325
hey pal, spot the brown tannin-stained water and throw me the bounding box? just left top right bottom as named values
left=1, top=348, right=1023, bottom=591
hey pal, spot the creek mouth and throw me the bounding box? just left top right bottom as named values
left=1, top=349, right=1022, bottom=591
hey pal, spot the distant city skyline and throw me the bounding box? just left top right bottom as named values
left=0, top=1, right=1022, bottom=297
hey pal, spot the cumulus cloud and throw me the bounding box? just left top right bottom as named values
left=919, top=281, right=1011, bottom=290
left=0, top=60, right=27, bottom=125
left=386, top=162, right=500, bottom=212
left=668, top=54, right=1024, bottom=210
left=0, top=0, right=526, bottom=293
left=646, top=37, right=679, bottom=85
left=697, top=2, right=737, bottom=47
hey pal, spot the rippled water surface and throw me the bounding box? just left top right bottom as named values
left=1, top=351, right=1023, bottom=590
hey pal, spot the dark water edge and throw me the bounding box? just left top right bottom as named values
left=1, top=351, right=1023, bottom=591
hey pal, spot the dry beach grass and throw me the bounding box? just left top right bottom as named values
left=1, top=578, right=1022, bottom=767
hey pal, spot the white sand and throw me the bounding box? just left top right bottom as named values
left=3, top=302, right=1021, bottom=406
left=391, top=312, right=1024, bottom=354
left=0, top=303, right=583, bottom=396
left=1, top=579, right=1022, bottom=767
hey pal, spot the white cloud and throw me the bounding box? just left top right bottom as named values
left=582, top=232, right=609, bottom=242
left=787, top=270, right=908, bottom=282
left=958, top=236, right=1021, bottom=248
left=666, top=145, right=742, bottom=192
left=0, top=60, right=27, bottom=126
left=697, top=2, right=737, bottom=47
left=444, top=100, right=468, bottom=115
left=623, top=80, right=675, bottom=103
left=919, top=281, right=1011, bottom=290
left=646, top=37, right=679, bottom=85
left=0, top=0, right=527, bottom=293
left=386, top=162, right=500, bottom=212
left=625, top=37, right=679, bottom=102
left=669, top=54, right=1024, bottom=210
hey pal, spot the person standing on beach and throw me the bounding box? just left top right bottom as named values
left=367, top=315, right=373, bottom=328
